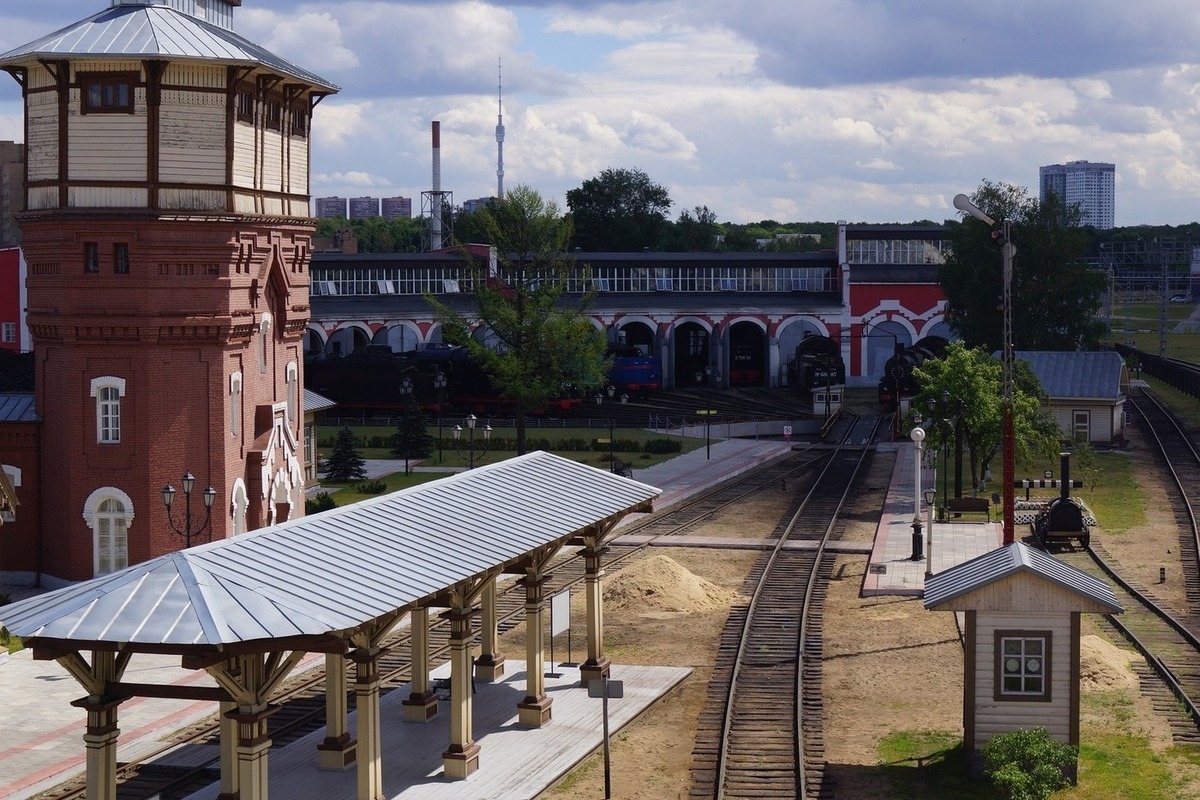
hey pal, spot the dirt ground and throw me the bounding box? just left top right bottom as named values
left=527, top=427, right=1199, bottom=799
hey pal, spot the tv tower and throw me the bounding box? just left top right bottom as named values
left=496, top=57, right=505, bottom=198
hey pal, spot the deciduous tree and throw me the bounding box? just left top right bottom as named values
left=566, top=167, right=672, bottom=251
left=427, top=185, right=609, bottom=454
left=941, top=180, right=1106, bottom=352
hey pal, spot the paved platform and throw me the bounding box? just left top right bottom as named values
left=862, top=441, right=1002, bottom=596
left=184, top=661, right=690, bottom=800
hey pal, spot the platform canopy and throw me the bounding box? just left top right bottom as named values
left=1, top=452, right=658, bottom=657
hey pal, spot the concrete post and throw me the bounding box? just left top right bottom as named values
left=351, top=647, right=384, bottom=800
left=475, top=577, right=506, bottom=681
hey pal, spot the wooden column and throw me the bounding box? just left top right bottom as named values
left=441, top=606, right=481, bottom=779
left=71, top=697, right=122, bottom=800
left=580, top=547, right=611, bottom=684
left=351, top=647, right=384, bottom=800
left=318, top=654, right=355, bottom=769
left=518, top=573, right=553, bottom=727
left=227, top=702, right=279, bottom=800
left=56, top=650, right=130, bottom=800
left=403, top=607, right=438, bottom=721
left=475, top=577, right=505, bottom=681
left=217, top=700, right=238, bottom=799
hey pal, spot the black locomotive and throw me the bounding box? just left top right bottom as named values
left=877, top=336, right=950, bottom=411
left=789, top=335, right=845, bottom=394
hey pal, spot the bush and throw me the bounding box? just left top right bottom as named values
left=982, top=727, right=1076, bottom=800
left=643, top=438, right=683, bottom=455
left=355, top=480, right=388, bottom=495
left=305, top=492, right=337, bottom=515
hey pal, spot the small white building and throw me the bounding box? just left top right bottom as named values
left=924, top=542, right=1121, bottom=764
left=1018, top=351, right=1129, bottom=444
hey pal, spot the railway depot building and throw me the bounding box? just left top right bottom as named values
left=305, top=225, right=954, bottom=394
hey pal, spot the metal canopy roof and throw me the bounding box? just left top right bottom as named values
left=923, top=541, right=1121, bottom=612
left=0, top=452, right=658, bottom=651
left=0, top=4, right=338, bottom=92
left=303, top=389, right=335, bottom=414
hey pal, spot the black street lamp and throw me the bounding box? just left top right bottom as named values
left=162, top=472, right=217, bottom=549
left=433, top=370, right=447, bottom=463
left=398, top=377, right=415, bottom=475
left=453, top=413, right=491, bottom=469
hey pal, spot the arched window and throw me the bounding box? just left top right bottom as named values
left=230, top=479, right=248, bottom=536
left=230, top=371, right=243, bottom=437
left=285, top=361, right=298, bottom=424
left=259, top=313, right=273, bottom=374
left=89, top=376, right=126, bottom=444
left=83, top=487, right=134, bottom=576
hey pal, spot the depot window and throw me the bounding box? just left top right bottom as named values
left=81, top=73, right=136, bottom=114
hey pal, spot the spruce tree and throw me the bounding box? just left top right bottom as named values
left=325, top=426, right=367, bottom=481
left=390, top=406, right=435, bottom=474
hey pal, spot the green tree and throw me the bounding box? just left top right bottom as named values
left=910, top=342, right=1061, bottom=493
left=426, top=185, right=609, bottom=454
left=314, top=215, right=422, bottom=253
left=390, top=404, right=435, bottom=475
left=325, top=426, right=367, bottom=481
left=941, top=180, right=1107, bottom=352
left=566, top=167, right=672, bottom=251
left=670, top=205, right=720, bottom=252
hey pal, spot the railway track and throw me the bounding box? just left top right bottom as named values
left=691, top=414, right=882, bottom=800
left=34, top=435, right=843, bottom=800
left=1126, top=389, right=1200, bottom=608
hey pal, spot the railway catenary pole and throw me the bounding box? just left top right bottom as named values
left=954, top=194, right=1016, bottom=544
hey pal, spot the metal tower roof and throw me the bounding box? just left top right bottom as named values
left=0, top=3, right=338, bottom=92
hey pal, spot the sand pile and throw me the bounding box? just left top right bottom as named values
left=1079, top=634, right=1139, bottom=692
left=603, top=554, right=736, bottom=613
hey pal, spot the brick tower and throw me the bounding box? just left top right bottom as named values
left=0, top=0, right=337, bottom=584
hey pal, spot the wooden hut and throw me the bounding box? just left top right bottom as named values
left=924, top=542, right=1121, bottom=762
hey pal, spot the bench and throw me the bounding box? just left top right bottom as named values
left=946, top=497, right=990, bottom=522
left=610, top=458, right=633, bottom=478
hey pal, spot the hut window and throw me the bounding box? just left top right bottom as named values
left=82, top=74, right=135, bottom=114
left=995, top=631, right=1051, bottom=701
left=236, top=89, right=254, bottom=122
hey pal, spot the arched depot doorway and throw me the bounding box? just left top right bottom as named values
left=673, top=322, right=711, bottom=387
left=727, top=321, right=767, bottom=388
left=615, top=321, right=655, bottom=356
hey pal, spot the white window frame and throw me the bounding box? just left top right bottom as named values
left=1, top=322, right=14, bottom=343
left=1, top=464, right=19, bottom=523
left=995, top=631, right=1051, bottom=701
left=285, top=361, right=298, bottom=424
left=83, top=487, right=134, bottom=577
left=230, top=478, right=249, bottom=536
left=90, top=376, right=127, bottom=444
left=230, top=371, right=243, bottom=437
left=259, top=313, right=272, bottom=374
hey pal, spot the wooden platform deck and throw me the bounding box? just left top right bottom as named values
left=183, top=660, right=691, bottom=800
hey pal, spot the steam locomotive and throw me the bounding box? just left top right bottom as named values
left=788, top=335, right=845, bottom=394
left=877, top=336, right=950, bottom=412
left=305, top=343, right=662, bottom=415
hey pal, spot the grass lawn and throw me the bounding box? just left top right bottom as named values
left=1107, top=300, right=1200, bottom=362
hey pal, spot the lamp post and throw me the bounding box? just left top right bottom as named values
left=398, top=377, right=414, bottom=475
left=697, top=409, right=718, bottom=460
left=909, top=425, right=925, bottom=561
left=453, top=413, right=491, bottom=469
left=433, top=370, right=447, bottom=464
left=923, top=487, right=937, bottom=577
left=162, top=472, right=217, bottom=549
left=954, top=193, right=1016, bottom=545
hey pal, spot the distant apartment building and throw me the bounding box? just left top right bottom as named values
left=381, top=196, right=412, bottom=219
left=1039, top=160, right=1115, bottom=229
left=462, top=196, right=495, bottom=213
left=314, top=195, right=347, bottom=218
left=348, top=196, right=379, bottom=219
left=0, top=140, right=25, bottom=246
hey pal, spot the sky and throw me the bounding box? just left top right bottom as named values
left=3, top=1, right=1200, bottom=226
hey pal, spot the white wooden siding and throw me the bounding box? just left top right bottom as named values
left=27, top=186, right=58, bottom=211
left=288, top=137, right=309, bottom=194
left=233, top=192, right=257, bottom=214
left=27, top=67, right=56, bottom=91
left=232, top=123, right=256, bottom=187
left=160, top=92, right=226, bottom=184
left=973, top=612, right=1071, bottom=749
left=160, top=188, right=226, bottom=211
left=67, top=90, right=148, bottom=181
left=262, top=131, right=283, bottom=191
left=1049, top=401, right=1120, bottom=444
left=69, top=186, right=148, bottom=207
left=164, top=63, right=225, bottom=89
left=27, top=91, right=58, bottom=182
